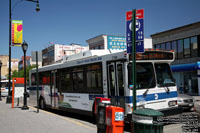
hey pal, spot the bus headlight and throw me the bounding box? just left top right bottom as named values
left=168, top=100, right=177, bottom=106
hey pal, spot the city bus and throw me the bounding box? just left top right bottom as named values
left=0, top=80, right=12, bottom=97
left=29, top=49, right=180, bottom=122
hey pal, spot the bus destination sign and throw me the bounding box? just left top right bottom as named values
left=129, top=51, right=174, bottom=60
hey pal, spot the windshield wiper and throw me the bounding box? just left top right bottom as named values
left=143, top=89, right=148, bottom=97
left=165, top=86, right=170, bottom=94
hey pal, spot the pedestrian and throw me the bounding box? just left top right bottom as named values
left=184, top=83, right=188, bottom=93
left=179, top=83, right=184, bottom=93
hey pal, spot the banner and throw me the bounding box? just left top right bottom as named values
left=12, top=20, right=23, bottom=46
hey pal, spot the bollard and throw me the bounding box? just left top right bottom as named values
left=106, top=106, right=124, bottom=133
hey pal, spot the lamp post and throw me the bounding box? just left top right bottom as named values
left=0, top=61, right=2, bottom=101
left=7, top=0, right=40, bottom=103
left=21, top=41, right=29, bottom=110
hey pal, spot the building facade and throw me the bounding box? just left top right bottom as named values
left=151, top=22, right=200, bottom=95
left=86, top=34, right=152, bottom=50
left=0, top=55, right=19, bottom=79
left=42, top=44, right=89, bottom=66
left=18, top=56, right=31, bottom=71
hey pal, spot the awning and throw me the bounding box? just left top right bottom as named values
left=171, top=62, right=200, bottom=72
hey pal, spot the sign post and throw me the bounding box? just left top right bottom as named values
left=11, top=78, right=24, bottom=108
left=132, top=9, right=137, bottom=111
left=126, top=9, right=144, bottom=111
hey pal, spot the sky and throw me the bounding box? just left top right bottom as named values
left=0, top=0, right=200, bottom=60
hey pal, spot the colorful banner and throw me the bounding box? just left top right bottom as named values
left=12, top=20, right=23, bottom=46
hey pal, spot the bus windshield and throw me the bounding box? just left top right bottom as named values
left=155, top=63, right=176, bottom=87
left=128, top=63, right=156, bottom=89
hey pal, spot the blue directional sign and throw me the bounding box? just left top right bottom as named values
left=126, top=9, right=144, bottom=53
left=127, top=41, right=144, bottom=53
left=126, top=20, right=132, bottom=43
left=136, top=19, right=144, bottom=41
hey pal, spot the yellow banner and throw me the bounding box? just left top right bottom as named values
left=12, top=20, right=23, bottom=46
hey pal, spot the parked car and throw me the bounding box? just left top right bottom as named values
left=177, top=93, right=194, bottom=110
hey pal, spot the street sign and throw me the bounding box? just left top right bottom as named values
left=127, top=41, right=144, bottom=53
left=126, top=9, right=144, bottom=53
left=136, top=19, right=144, bottom=41
left=107, top=36, right=126, bottom=50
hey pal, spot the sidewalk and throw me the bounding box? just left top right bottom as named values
left=0, top=98, right=96, bottom=133
left=193, top=96, right=200, bottom=113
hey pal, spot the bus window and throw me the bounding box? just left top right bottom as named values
left=109, top=65, right=116, bottom=96
left=117, top=64, right=124, bottom=96
left=155, top=63, right=176, bottom=87
left=72, top=67, right=84, bottom=91
left=128, top=63, right=156, bottom=89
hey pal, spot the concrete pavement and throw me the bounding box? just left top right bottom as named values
left=0, top=98, right=96, bottom=133
left=194, top=96, right=200, bottom=113
left=1, top=96, right=200, bottom=133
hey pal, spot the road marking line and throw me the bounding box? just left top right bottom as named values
left=29, top=106, right=96, bottom=130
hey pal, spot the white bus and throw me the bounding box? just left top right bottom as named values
left=29, top=49, right=181, bottom=121
left=0, top=80, right=12, bottom=97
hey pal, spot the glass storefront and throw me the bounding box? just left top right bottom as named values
left=183, top=71, right=198, bottom=94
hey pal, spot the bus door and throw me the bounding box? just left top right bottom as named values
left=108, top=62, right=125, bottom=108
left=51, top=71, right=58, bottom=108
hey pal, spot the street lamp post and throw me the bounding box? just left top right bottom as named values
left=21, top=41, right=29, bottom=110
left=0, top=61, right=2, bottom=101
left=7, top=0, right=40, bottom=103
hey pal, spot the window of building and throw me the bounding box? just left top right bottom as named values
left=191, top=36, right=198, bottom=57
left=161, top=43, right=165, bottom=49
left=177, top=39, right=183, bottom=59
left=171, top=41, right=178, bottom=59
left=184, top=38, right=190, bottom=58
left=166, top=42, right=171, bottom=50
left=154, top=44, right=161, bottom=49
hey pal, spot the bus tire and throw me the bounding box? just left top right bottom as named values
left=39, top=97, right=46, bottom=109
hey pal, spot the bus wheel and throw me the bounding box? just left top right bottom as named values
left=39, top=98, right=46, bottom=109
